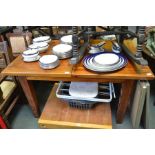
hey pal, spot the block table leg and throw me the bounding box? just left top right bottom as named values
left=18, top=76, right=40, bottom=117
left=116, top=80, right=135, bottom=123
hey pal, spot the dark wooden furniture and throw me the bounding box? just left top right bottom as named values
left=0, top=41, right=21, bottom=128
left=1, top=40, right=154, bottom=124
left=0, top=41, right=12, bottom=69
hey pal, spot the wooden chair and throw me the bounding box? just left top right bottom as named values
left=0, top=41, right=12, bottom=69
left=6, top=32, right=32, bottom=57
left=0, top=41, right=22, bottom=128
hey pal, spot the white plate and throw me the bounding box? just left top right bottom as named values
left=69, top=82, right=98, bottom=98
left=84, top=57, right=127, bottom=72
left=60, top=35, right=72, bottom=44
left=89, top=57, right=122, bottom=69
left=33, top=36, right=50, bottom=43
left=93, top=53, right=120, bottom=66
left=52, top=44, right=72, bottom=54
left=39, top=55, right=58, bottom=65
left=39, top=61, right=59, bottom=69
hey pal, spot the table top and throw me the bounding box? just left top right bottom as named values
left=2, top=40, right=73, bottom=78
left=38, top=84, right=112, bottom=129
left=2, top=39, right=154, bottom=80
left=72, top=39, right=154, bottom=80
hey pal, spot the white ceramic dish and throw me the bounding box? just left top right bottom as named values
left=93, top=53, right=120, bottom=66
left=83, top=57, right=127, bottom=72
left=23, top=55, right=40, bottom=62
left=83, top=52, right=128, bottom=72
left=52, top=44, right=72, bottom=54
left=22, top=49, right=38, bottom=56
left=39, top=61, right=59, bottom=69
left=29, top=42, right=49, bottom=53
left=60, top=35, right=72, bottom=45
left=90, top=57, right=122, bottom=68
left=87, top=57, right=124, bottom=70
left=39, top=55, right=58, bottom=65
left=69, top=82, right=98, bottom=98
left=52, top=43, right=72, bottom=59
left=33, top=36, right=50, bottom=43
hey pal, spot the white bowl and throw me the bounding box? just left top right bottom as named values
left=60, top=35, right=72, bottom=45
left=22, top=49, right=39, bottom=58
left=23, top=55, right=40, bottom=62
left=22, top=49, right=38, bottom=55
left=33, top=36, right=50, bottom=43
left=29, top=42, right=49, bottom=53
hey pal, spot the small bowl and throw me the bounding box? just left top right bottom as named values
left=33, top=36, right=51, bottom=43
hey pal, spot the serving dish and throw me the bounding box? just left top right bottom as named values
left=33, top=36, right=51, bottom=43
left=28, top=42, right=49, bottom=53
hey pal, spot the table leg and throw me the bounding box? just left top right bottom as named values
left=116, top=80, right=135, bottom=123
left=18, top=76, right=40, bottom=117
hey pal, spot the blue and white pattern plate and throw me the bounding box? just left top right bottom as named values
left=83, top=52, right=128, bottom=72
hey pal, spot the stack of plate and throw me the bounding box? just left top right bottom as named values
left=33, top=36, right=51, bottom=44
left=52, top=44, right=72, bottom=59
left=83, top=52, right=128, bottom=72
left=22, top=49, right=40, bottom=62
left=60, top=35, right=72, bottom=45
left=28, top=42, right=49, bottom=53
left=39, top=55, right=59, bottom=69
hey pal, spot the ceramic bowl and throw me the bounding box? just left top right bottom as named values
left=60, top=35, right=72, bottom=45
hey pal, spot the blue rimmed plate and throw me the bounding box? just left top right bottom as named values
left=83, top=52, right=128, bottom=72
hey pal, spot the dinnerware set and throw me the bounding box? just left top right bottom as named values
left=83, top=52, right=128, bottom=72
left=22, top=35, right=127, bottom=72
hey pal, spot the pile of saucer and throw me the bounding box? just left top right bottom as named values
left=33, top=36, right=51, bottom=44
left=60, top=35, right=72, bottom=45
left=39, top=55, right=59, bottom=69
left=28, top=42, right=49, bottom=53
left=22, top=49, right=40, bottom=62
left=83, top=52, right=128, bottom=72
left=52, top=44, right=72, bottom=59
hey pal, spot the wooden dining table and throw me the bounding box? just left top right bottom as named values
left=1, top=39, right=154, bottom=123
